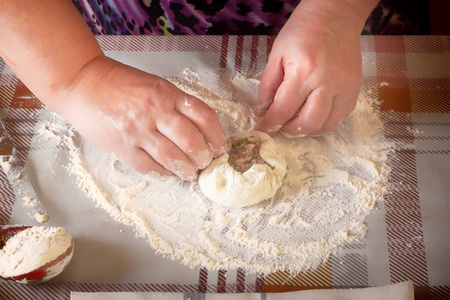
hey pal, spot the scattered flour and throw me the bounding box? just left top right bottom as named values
left=34, top=69, right=394, bottom=274
left=406, top=126, right=424, bottom=135
left=0, top=227, right=73, bottom=279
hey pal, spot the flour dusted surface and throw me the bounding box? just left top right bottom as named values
left=35, top=69, right=394, bottom=274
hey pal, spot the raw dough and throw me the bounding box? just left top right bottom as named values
left=199, top=131, right=286, bottom=208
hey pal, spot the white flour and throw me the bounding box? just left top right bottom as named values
left=35, top=69, right=394, bottom=274
left=0, top=227, right=73, bottom=278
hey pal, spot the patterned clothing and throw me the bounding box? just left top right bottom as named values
left=72, top=0, right=298, bottom=35
left=72, top=0, right=430, bottom=36
left=364, top=0, right=430, bottom=35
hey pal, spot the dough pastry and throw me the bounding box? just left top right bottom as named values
left=199, top=131, right=286, bottom=208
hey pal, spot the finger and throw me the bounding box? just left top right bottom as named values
left=257, top=76, right=310, bottom=133
left=157, top=110, right=214, bottom=170
left=119, top=146, right=174, bottom=177
left=309, top=90, right=359, bottom=135
left=280, top=88, right=333, bottom=136
left=255, top=54, right=284, bottom=117
left=308, top=97, right=341, bottom=135
left=342, top=89, right=360, bottom=119
left=140, top=130, right=198, bottom=181
left=175, top=94, right=226, bottom=157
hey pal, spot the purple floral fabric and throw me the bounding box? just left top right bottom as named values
left=71, top=0, right=430, bottom=36
left=71, top=0, right=298, bottom=35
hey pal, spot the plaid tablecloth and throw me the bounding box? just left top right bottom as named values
left=0, top=36, right=449, bottom=300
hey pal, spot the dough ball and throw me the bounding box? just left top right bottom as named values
left=199, top=131, right=286, bottom=208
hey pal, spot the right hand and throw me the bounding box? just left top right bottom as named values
left=59, top=56, right=226, bottom=180
left=255, top=4, right=363, bottom=136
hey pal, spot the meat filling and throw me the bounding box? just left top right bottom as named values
left=228, top=138, right=267, bottom=173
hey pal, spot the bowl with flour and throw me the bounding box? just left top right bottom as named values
left=0, top=225, right=74, bottom=283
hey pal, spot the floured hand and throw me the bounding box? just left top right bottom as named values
left=60, top=56, right=226, bottom=180
left=256, top=0, right=371, bottom=136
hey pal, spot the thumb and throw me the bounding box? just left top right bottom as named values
left=255, top=54, right=284, bottom=117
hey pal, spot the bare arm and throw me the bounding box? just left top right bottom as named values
left=298, top=0, right=380, bottom=32
left=0, top=0, right=102, bottom=112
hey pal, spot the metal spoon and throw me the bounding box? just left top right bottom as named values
left=0, top=225, right=74, bottom=284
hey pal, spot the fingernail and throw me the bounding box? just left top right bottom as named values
left=260, top=124, right=281, bottom=134
left=280, top=126, right=304, bottom=138
left=280, top=132, right=306, bottom=138
left=270, top=124, right=282, bottom=133
left=207, top=141, right=226, bottom=158
left=145, top=171, right=176, bottom=182
left=215, top=144, right=226, bottom=157
left=254, top=102, right=271, bottom=116
left=168, top=159, right=198, bottom=181
left=197, top=148, right=213, bottom=169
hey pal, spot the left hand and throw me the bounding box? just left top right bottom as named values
left=255, top=2, right=364, bottom=136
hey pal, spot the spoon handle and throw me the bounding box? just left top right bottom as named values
left=4, top=152, right=49, bottom=223
left=0, top=120, right=49, bottom=223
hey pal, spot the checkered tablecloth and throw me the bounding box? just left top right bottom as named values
left=0, top=36, right=449, bottom=300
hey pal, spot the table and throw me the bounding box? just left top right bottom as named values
left=0, top=36, right=449, bottom=300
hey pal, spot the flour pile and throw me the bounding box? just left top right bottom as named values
left=35, top=69, right=394, bottom=274
left=0, top=227, right=73, bottom=279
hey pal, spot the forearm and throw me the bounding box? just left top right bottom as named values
left=294, top=0, right=379, bottom=32
left=0, top=0, right=103, bottom=113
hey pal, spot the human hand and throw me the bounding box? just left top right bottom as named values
left=60, top=56, right=226, bottom=180
left=255, top=1, right=366, bottom=136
